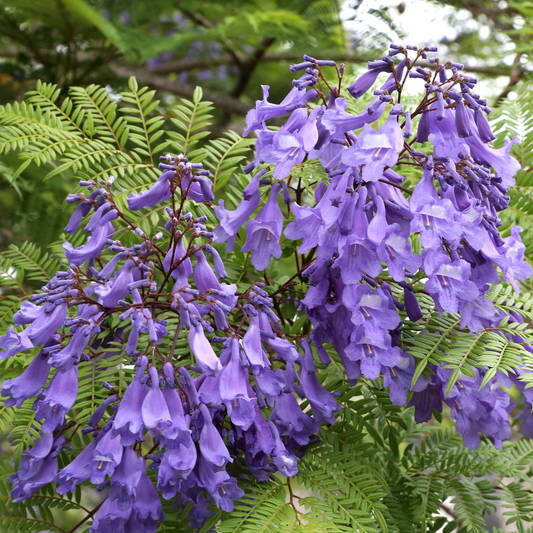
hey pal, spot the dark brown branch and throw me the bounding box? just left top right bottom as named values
left=67, top=500, right=105, bottom=533
left=230, top=37, right=276, bottom=99
left=378, top=178, right=413, bottom=196
left=493, top=53, right=524, bottom=107
left=176, top=4, right=242, bottom=69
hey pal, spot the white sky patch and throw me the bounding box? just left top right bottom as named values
left=342, top=0, right=515, bottom=101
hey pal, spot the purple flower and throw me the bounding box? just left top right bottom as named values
left=188, top=322, right=222, bottom=376
left=481, top=226, right=532, bottom=292
left=198, top=404, right=232, bottom=470
left=127, top=171, right=175, bottom=211
left=403, top=288, right=423, bottom=322
left=10, top=453, right=58, bottom=503
left=23, top=302, right=68, bottom=348
left=268, top=421, right=298, bottom=476
left=299, top=341, right=339, bottom=423
left=244, top=85, right=317, bottom=137
left=406, top=370, right=443, bottom=421
left=270, top=392, right=319, bottom=446
left=256, top=127, right=307, bottom=180
left=50, top=326, right=92, bottom=372
left=284, top=202, right=323, bottom=254
left=367, top=197, right=421, bottom=281
left=427, top=107, right=466, bottom=159
left=465, top=132, right=520, bottom=189
left=157, top=442, right=197, bottom=499
left=84, top=428, right=124, bottom=484
left=94, top=260, right=135, bottom=308
left=109, top=446, right=143, bottom=511
left=130, top=464, right=166, bottom=532
left=54, top=437, right=99, bottom=493
left=343, top=284, right=401, bottom=346
left=35, top=365, right=78, bottom=432
left=164, top=236, right=193, bottom=281
left=63, top=209, right=118, bottom=266
left=321, top=96, right=387, bottom=136
left=13, top=301, right=42, bottom=325
left=241, top=184, right=283, bottom=270
left=196, top=456, right=244, bottom=512
left=242, top=314, right=268, bottom=368
left=341, top=112, right=404, bottom=182
left=111, top=356, right=149, bottom=445
left=89, top=497, right=132, bottom=533
left=474, top=106, right=495, bottom=143
left=64, top=189, right=103, bottom=234
left=219, top=339, right=257, bottom=429
left=142, top=366, right=173, bottom=438
left=160, top=363, right=191, bottom=445
left=383, top=353, right=427, bottom=405
left=424, top=255, right=479, bottom=315
left=439, top=366, right=513, bottom=449
left=213, top=173, right=262, bottom=251
left=410, top=199, right=461, bottom=250
left=346, top=59, right=393, bottom=99
left=345, top=332, right=402, bottom=381
left=193, top=249, right=238, bottom=309
left=2, top=350, right=50, bottom=408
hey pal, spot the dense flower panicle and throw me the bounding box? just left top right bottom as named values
left=2, top=43, right=532, bottom=532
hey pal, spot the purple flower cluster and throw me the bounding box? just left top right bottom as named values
left=1, top=152, right=339, bottom=530
left=1, top=43, right=532, bottom=531
left=219, top=46, right=531, bottom=443
left=407, top=365, right=514, bottom=449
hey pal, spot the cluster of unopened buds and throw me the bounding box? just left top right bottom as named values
left=1, top=43, right=532, bottom=531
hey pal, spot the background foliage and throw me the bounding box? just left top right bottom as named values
left=0, top=1, right=533, bottom=532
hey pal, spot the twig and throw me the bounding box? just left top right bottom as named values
left=67, top=500, right=105, bottom=533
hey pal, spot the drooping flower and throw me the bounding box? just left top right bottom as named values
left=298, top=341, right=339, bottom=423
left=219, top=339, right=257, bottom=429
left=213, top=173, right=262, bottom=251
left=127, top=170, right=175, bottom=211
left=89, top=497, right=132, bottom=533
left=198, top=404, right=232, bottom=470
left=341, top=111, right=404, bottom=182
left=142, top=366, right=173, bottom=438
left=196, top=455, right=244, bottom=512
left=34, top=365, right=79, bottom=432
left=109, top=446, right=144, bottom=511
left=343, top=284, right=401, bottom=346
left=63, top=209, right=118, bottom=266
left=111, top=356, right=149, bottom=445
left=129, top=465, right=166, bottom=532
left=345, top=332, right=402, bottom=381
left=241, top=184, right=283, bottom=270
left=270, top=392, right=319, bottom=446
left=84, top=428, right=124, bottom=484
left=188, top=322, right=223, bottom=376
left=424, top=255, right=479, bottom=315
left=1, top=349, right=51, bottom=408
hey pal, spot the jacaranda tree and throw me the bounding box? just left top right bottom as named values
left=1, top=42, right=533, bottom=533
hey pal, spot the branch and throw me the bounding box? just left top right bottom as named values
left=230, top=37, right=276, bottom=99
left=436, top=501, right=461, bottom=523
left=493, top=53, right=524, bottom=107
left=146, top=52, right=511, bottom=78
left=176, top=4, right=242, bottom=68
left=67, top=499, right=105, bottom=533
left=110, top=64, right=252, bottom=116
left=461, top=0, right=517, bottom=32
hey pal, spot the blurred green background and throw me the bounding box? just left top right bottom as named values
left=0, top=1, right=531, bottom=531
left=0, top=0, right=531, bottom=254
